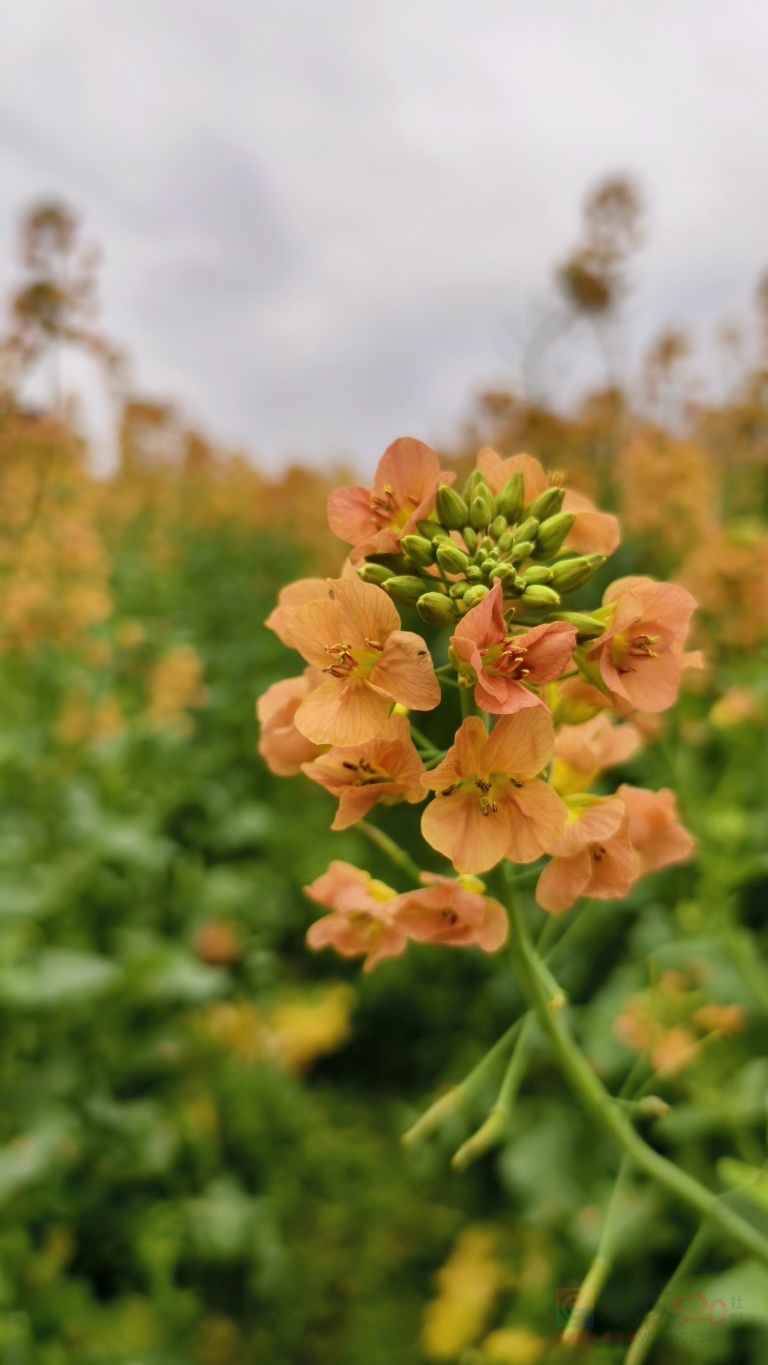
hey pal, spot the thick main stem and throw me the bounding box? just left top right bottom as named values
left=505, top=880, right=768, bottom=1265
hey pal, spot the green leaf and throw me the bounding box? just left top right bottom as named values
left=0, top=949, right=118, bottom=1008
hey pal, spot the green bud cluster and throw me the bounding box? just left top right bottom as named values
left=357, top=466, right=612, bottom=633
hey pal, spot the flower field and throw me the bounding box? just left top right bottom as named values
left=0, top=206, right=767, bottom=1364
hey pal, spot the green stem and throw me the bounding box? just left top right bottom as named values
left=357, top=820, right=422, bottom=884
left=625, top=1223, right=709, bottom=1365
left=451, top=1015, right=535, bottom=1169
left=403, top=1015, right=526, bottom=1145
left=504, top=877, right=768, bottom=1264
left=562, top=1155, right=633, bottom=1347
left=408, top=723, right=442, bottom=758
left=459, top=685, right=481, bottom=721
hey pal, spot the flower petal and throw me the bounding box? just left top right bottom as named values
left=563, top=491, right=621, bottom=555
left=422, top=716, right=488, bottom=791
left=421, top=788, right=511, bottom=873
left=614, top=649, right=683, bottom=713
left=376, top=436, right=442, bottom=501
left=295, top=677, right=390, bottom=746
left=501, top=779, right=567, bottom=863
left=329, top=577, right=399, bottom=648
left=452, top=580, right=506, bottom=653
left=477, top=448, right=548, bottom=501
left=370, top=631, right=440, bottom=710
left=484, top=706, right=555, bottom=779
left=536, top=849, right=591, bottom=913
left=327, top=486, right=376, bottom=546
left=550, top=795, right=627, bottom=857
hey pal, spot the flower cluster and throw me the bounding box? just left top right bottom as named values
left=257, top=438, right=699, bottom=969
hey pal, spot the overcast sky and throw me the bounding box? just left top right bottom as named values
left=1, top=1, right=768, bottom=474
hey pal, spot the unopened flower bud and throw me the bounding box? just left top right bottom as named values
left=449, top=580, right=472, bottom=598
left=385, top=575, right=429, bottom=607
left=551, top=610, right=607, bottom=638
left=462, top=526, right=478, bottom=554
left=469, top=487, right=496, bottom=529
left=436, top=542, right=470, bottom=575
left=466, top=565, right=484, bottom=582
left=358, top=562, right=395, bottom=585
left=481, top=557, right=498, bottom=577
left=535, top=511, right=576, bottom=557
left=520, top=565, right=554, bottom=585
left=495, top=472, right=524, bottom=522
left=525, top=486, right=565, bottom=522
left=463, top=584, right=490, bottom=609
left=513, top=516, right=539, bottom=544
left=416, top=592, right=458, bottom=626
left=490, top=514, right=507, bottom=540
left=550, top=554, right=606, bottom=592
left=509, top=539, right=535, bottom=563
left=435, top=483, right=470, bottom=530
left=417, top=519, right=451, bottom=542
left=520, top=584, right=561, bottom=609
left=463, top=468, right=492, bottom=502
left=497, top=529, right=514, bottom=552
left=488, top=563, right=517, bottom=587
left=401, top=534, right=436, bottom=568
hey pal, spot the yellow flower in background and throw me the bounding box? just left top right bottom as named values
left=202, top=984, right=356, bottom=1075
left=421, top=1226, right=508, bottom=1360
left=481, top=1327, right=547, bottom=1364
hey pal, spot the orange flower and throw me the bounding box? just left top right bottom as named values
left=587, top=576, right=698, bottom=712
left=535, top=795, right=638, bottom=913
left=477, top=447, right=620, bottom=555
left=327, top=437, right=452, bottom=562
left=264, top=578, right=330, bottom=650
left=551, top=712, right=642, bottom=795
left=301, top=713, right=425, bottom=829
left=289, top=577, right=440, bottom=746
left=393, top=873, right=508, bottom=952
left=451, top=581, right=576, bottom=714
left=421, top=711, right=566, bottom=874
left=256, top=669, right=327, bottom=775
left=616, top=784, right=695, bottom=873
left=304, top=862, right=408, bottom=972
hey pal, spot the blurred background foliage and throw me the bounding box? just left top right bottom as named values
left=0, top=192, right=766, bottom=1363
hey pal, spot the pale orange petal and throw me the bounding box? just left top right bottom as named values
left=452, top=580, right=506, bottom=653
left=484, top=707, right=555, bottom=779
left=550, top=795, right=627, bottom=857
left=369, top=631, right=440, bottom=710
left=421, top=788, right=511, bottom=873
left=536, top=849, right=591, bottom=913
left=563, top=491, right=621, bottom=555
left=332, top=786, right=388, bottom=830
left=477, top=448, right=547, bottom=501
left=291, top=596, right=342, bottom=667
left=474, top=678, right=545, bottom=714
left=329, top=577, right=399, bottom=648
left=501, top=779, right=566, bottom=863
left=327, top=485, right=377, bottom=546
left=584, top=822, right=638, bottom=899
left=613, top=650, right=683, bottom=713
left=264, top=578, right=331, bottom=649
left=376, top=436, right=441, bottom=501
left=295, top=677, right=390, bottom=746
